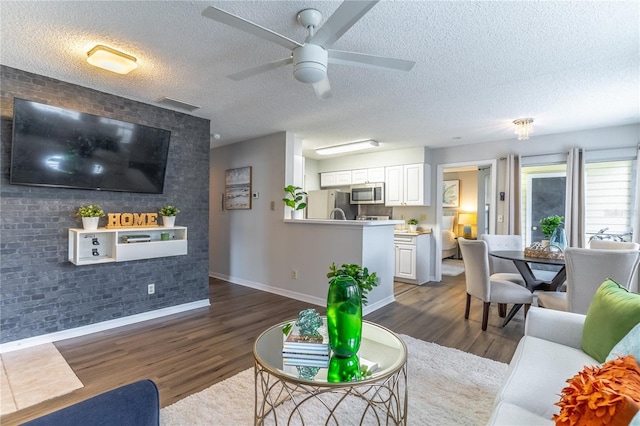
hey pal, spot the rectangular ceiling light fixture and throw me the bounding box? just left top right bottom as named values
left=316, top=140, right=379, bottom=156
left=87, top=45, right=138, bottom=75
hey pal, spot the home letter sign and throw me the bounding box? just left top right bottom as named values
left=106, top=213, right=158, bottom=228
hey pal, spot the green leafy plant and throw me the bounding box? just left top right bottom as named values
left=540, top=215, right=564, bottom=239
left=159, top=205, right=180, bottom=216
left=76, top=204, right=105, bottom=218
left=407, top=218, right=419, bottom=225
left=282, top=185, right=307, bottom=211
left=327, top=263, right=378, bottom=304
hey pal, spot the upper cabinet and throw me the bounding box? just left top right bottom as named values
left=385, top=163, right=431, bottom=206
left=320, top=170, right=352, bottom=187
left=351, top=167, right=385, bottom=184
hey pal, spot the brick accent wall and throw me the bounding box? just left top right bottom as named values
left=0, top=66, right=210, bottom=343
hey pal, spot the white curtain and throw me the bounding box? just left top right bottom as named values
left=633, top=146, right=640, bottom=245
left=504, top=155, right=521, bottom=235
left=565, top=148, right=586, bottom=248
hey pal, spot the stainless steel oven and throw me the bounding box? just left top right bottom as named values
left=350, top=183, right=384, bottom=205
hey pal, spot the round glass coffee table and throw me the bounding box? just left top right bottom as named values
left=253, top=319, right=408, bottom=425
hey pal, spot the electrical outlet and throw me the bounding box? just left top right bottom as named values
left=400, top=214, right=405, bottom=220
left=270, top=201, right=275, bottom=211
left=498, top=215, right=504, bottom=223
left=147, top=283, right=155, bottom=295
left=291, top=270, right=298, bottom=279
left=420, top=214, right=427, bottom=221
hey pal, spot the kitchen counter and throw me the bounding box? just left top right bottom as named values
left=394, top=228, right=432, bottom=235
left=285, top=219, right=404, bottom=226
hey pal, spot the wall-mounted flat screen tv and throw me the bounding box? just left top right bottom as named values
left=10, top=98, right=171, bottom=194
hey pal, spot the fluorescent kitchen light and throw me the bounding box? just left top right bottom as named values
left=87, top=45, right=138, bottom=75
left=316, top=140, right=379, bottom=156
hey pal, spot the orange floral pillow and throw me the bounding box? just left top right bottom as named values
left=554, top=355, right=640, bottom=426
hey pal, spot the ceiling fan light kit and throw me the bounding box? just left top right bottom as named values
left=201, top=1, right=415, bottom=99
left=316, top=140, right=379, bottom=156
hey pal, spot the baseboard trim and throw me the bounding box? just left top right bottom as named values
left=209, top=273, right=395, bottom=315
left=0, top=299, right=210, bottom=354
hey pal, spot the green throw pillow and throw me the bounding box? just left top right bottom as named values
left=581, top=278, right=640, bottom=363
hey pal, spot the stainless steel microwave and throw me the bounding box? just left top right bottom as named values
left=350, top=183, right=385, bottom=204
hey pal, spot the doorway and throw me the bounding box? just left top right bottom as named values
left=435, top=160, right=497, bottom=282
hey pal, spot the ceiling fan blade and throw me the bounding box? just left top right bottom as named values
left=309, top=0, right=378, bottom=48
left=202, top=7, right=302, bottom=51
left=313, top=78, right=332, bottom=99
left=328, top=49, right=415, bottom=72
left=227, top=57, right=293, bottom=81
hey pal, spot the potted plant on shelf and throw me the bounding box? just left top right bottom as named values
left=407, top=218, right=419, bottom=232
left=76, top=205, right=105, bottom=230
left=540, top=215, right=564, bottom=247
left=159, top=205, right=180, bottom=228
left=282, top=185, right=307, bottom=219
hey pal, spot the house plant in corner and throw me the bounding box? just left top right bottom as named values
left=407, top=218, right=419, bottom=232
left=77, top=205, right=105, bottom=230
left=325, top=263, right=378, bottom=359
left=159, top=205, right=180, bottom=228
left=282, top=185, right=307, bottom=219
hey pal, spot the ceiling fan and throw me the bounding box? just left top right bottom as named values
left=201, top=1, right=415, bottom=99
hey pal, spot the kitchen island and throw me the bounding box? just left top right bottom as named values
left=283, top=218, right=403, bottom=314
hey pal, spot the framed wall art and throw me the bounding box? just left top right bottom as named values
left=443, top=180, right=460, bottom=208
left=225, top=166, right=252, bottom=210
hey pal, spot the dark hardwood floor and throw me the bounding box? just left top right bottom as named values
left=2, top=272, right=525, bottom=425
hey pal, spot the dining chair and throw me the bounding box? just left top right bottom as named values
left=537, top=247, right=640, bottom=314
left=458, top=238, right=533, bottom=330
left=588, top=240, right=640, bottom=250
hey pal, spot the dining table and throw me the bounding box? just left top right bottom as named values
left=488, top=250, right=566, bottom=326
left=489, top=250, right=566, bottom=292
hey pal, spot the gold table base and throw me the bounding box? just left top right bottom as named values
left=254, top=361, right=408, bottom=425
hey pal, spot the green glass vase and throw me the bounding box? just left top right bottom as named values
left=326, top=275, right=362, bottom=358
left=327, top=354, right=361, bottom=383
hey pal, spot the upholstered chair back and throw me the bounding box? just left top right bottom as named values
left=458, top=238, right=491, bottom=301
left=588, top=240, right=640, bottom=250
left=479, top=234, right=522, bottom=275
left=565, top=247, right=640, bottom=314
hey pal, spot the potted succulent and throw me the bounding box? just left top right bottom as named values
left=282, top=185, right=307, bottom=219
left=540, top=215, right=564, bottom=247
left=407, top=218, right=419, bottom=232
left=76, top=204, right=105, bottom=230
left=159, top=205, right=180, bottom=228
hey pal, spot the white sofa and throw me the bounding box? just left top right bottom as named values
left=487, top=307, right=597, bottom=424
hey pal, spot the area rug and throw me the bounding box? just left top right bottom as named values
left=160, top=334, right=507, bottom=425
left=442, top=259, right=465, bottom=276
left=1, top=343, right=83, bottom=415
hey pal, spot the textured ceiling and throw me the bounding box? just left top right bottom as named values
left=1, top=1, right=638, bottom=159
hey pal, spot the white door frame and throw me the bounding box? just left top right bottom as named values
left=435, top=159, right=497, bottom=281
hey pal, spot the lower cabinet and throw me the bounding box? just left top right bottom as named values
left=68, top=226, right=188, bottom=265
left=394, top=233, right=431, bottom=284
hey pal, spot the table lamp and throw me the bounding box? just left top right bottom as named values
left=458, top=213, right=477, bottom=238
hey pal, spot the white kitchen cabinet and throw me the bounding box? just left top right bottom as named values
left=385, top=163, right=431, bottom=206
left=68, top=226, right=188, bottom=265
left=394, top=233, right=431, bottom=284
left=352, top=167, right=386, bottom=184
left=320, top=171, right=352, bottom=187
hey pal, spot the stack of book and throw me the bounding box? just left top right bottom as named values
left=282, top=325, right=330, bottom=368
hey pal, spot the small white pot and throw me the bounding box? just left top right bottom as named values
left=162, top=216, right=176, bottom=228
left=541, top=239, right=550, bottom=248
left=409, top=224, right=417, bottom=232
left=290, top=209, right=303, bottom=220
left=82, top=217, right=99, bottom=230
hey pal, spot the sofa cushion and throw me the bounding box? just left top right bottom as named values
left=487, top=401, right=552, bottom=425
left=582, top=279, right=640, bottom=363
left=553, top=355, right=640, bottom=426
left=493, top=335, right=597, bottom=420
left=608, top=322, right=640, bottom=362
